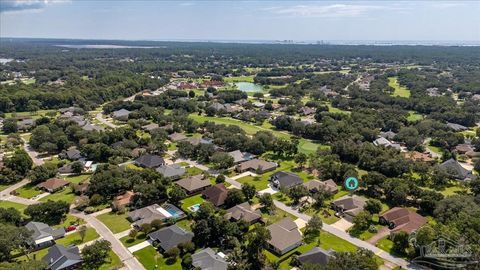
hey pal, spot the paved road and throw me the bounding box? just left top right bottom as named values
left=273, top=200, right=423, bottom=270
left=71, top=211, right=146, bottom=270
left=96, top=112, right=118, bottom=128
left=0, top=179, right=30, bottom=198
left=21, top=137, right=44, bottom=166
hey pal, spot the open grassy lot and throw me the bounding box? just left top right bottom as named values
left=388, top=77, right=411, bottom=98
left=98, top=250, right=123, bottom=270
left=298, top=139, right=329, bottom=155
left=14, top=184, right=43, bottom=199
left=427, top=144, right=443, bottom=155
left=4, top=109, right=57, bottom=119
left=96, top=212, right=132, bottom=234
left=376, top=236, right=394, bottom=253
left=56, top=227, right=99, bottom=246
left=180, top=194, right=204, bottom=212
left=304, top=207, right=340, bottom=225
left=39, top=187, right=76, bottom=204
left=0, top=200, right=28, bottom=212
left=134, top=246, right=182, bottom=270
left=185, top=166, right=203, bottom=176
left=325, top=102, right=351, bottom=114
left=262, top=207, right=297, bottom=226
left=53, top=214, right=85, bottom=229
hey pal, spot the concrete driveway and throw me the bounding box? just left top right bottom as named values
left=331, top=218, right=354, bottom=232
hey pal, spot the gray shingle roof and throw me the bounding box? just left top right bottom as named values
left=297, top=247, right=333, bottom=266
left=148, top=225, right=193, bottom=251
left=439, top=158, right=473, bottom=180
left=270, top=171, right=303, bottom=189
left=135, top=154, right=165, bottom=168
left=156, top=164, right=186, bottom=178
left=192, top=248, right=228, bottom=270
left=26, top=221, right=65, bottom=243
left=42, top=244, right=82, bottom=270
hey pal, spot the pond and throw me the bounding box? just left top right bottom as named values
left=234, top=82, right=264, bottom=92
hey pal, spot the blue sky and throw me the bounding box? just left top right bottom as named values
left=1, top=1, right=479, bottom=41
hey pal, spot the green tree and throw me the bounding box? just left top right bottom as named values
left=392, top=231, right=410, bottom=254
left=241, top=183, right=256, bottom=201
left=258, top=193, right=274, bottom=213
left=216, top=174, right=226, bottom=183
left=287, top=185, right=309, bottom=205
left=27, top=163, right=58, bottom=184
left=0, top=223, right=32, bottom=261
left=71, top=161, right=84, bottom=174
left=352, top=211, right=371, bottom=231
left=304, top=215, right=323, bottom=237
left=245, top=224, right=271, bottom=269
left=81, top=240, right=111, bottom=270
left=225, top=189, right=246, bottom=207
left=326, top=249, right=377, bottom=270
left=5, top=149, right=33, bottom=176
left=364, top=199, right=382, bottom=214
left=168, top=185, right=187, bottom=204
left=24, top=200, right=70, bottom=225
left=2, top=118, right=17, bottom=134
left=294, top=153, right=307, bottom=168
left=78, top=225, right=87, bottom=242
left=211, top=152, right=234, bottom=170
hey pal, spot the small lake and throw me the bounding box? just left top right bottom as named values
left=234, top=82, right=264, bottom=92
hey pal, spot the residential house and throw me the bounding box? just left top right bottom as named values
left=134, top=154, right=165, bottom=168
left=17, top=118, right=36, bottom=131
left=299, top=106, right=316, bottom=116
left=270, top=171, right=303, bottom=189
left=141, top=123, right=160, bottom=133
left=403, top=151, right=435, bottom=163
left=185, top=137, right=213, bottom=146
left=26, top=221, right=65, bottom=249
left=439, top=158, right=475, bottom=181
left=42, top=244, right=83, bottom=270
left=303, top=179, right=338, bottom=194
left=379, top=207, right=427, bottom=234
left=202, top=184, right=229, bottom=207
left=446, top=122, right=467, bottom=131
left=175, top=175, right=212, bottom=195
left=379, top=130, right=396, bottom=140
left=156, top=164, right=186, bottom=180
left=267, top=218, right=303, bottom=255
left=148, top=224, right=194, bottom=252
left=192, top=248, right=228, bottom=270
left=112, top=109, right=131, bottom=121
left=58, top=163, right=74, bottom=174
left=228, top=150, right=255, bottom=164
left=236, top=159, right=277, bottom=174
left=59, top=148, right=82, bottom=161
left=168, top=132, right=187, bottom=142
left=37, top=178, right=70, bottom=193
left=297, top=247, right=334, bottom=267
left=82, top=123, right=104, bottom=132
left=373, top=137, right=401, bottom=150
left=224, top=202, right=262, bottom=224
left=72, top=182, right=89, bottom=195
left=331, top=195, right=367, bottom=222
left=128, top=203, right=185, bottom=227
left=455, top=144, right=474, bottom=155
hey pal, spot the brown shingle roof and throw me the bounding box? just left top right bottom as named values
left=37, top=178, right=70, bottom=191
left=380, top=207, right=427, bottom=234
left=175, top=175, right=211, bottom=193
left=303, top=179, right=338, bottom=193
left=202, top=184, right=228, bottom=206
left=224, top=202, right=262, bottom=223
left=267, top=218, right=302, bottom=253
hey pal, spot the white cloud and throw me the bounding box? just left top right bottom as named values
left=0, top=0, right=70, bottom=13
left=265, top=3, right=404, bottom=18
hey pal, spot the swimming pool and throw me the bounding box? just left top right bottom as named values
left=161, top=203, right=185, bottom=218
left=188, top=203, right=201, bottom=212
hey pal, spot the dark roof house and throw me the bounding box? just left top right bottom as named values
left=134, top=154, right=165, bottom=168
left=236, top=159, right=277, bottom=174
left=192, top=248, right=228, bottom=270
left=112, top=109, right=131, bottom=121
left=59, top=148, right=82, bottom=161
left=148, top=224, right=194, bottom=252
left=331, top=195, right=367, bottom=221
left=228, top=150, right=255, bottom=164
left=42, top=244, right=82, bottom=270
left=303, top=179, right=338, bottom=194
left=202, top=184, right=229, bottom=207
left=128, top=203, right=185, bottom=227
left=439, top=158, right=475, bottom=181
left=297, top=247, right=334, bottom=267
left=270, top=171, right=303, bottom=189
left=37, top=178, right=70, bottom=193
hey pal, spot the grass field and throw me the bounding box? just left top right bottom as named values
left=185, top=166, right=203, bottom=176
left=98, top=250, right=123, bottom=270
left=56, top=227, right=99, bottom=246
left=96, top=212, right=132, bottom=234
left=407, top=111, right=423, bottom=122
left=427, top=144, right=443, bottom=155
left=388, top=77, right=411, bottom=98
left=376, top=236, right=394, bottom=253
left=180, top=194, right=204, bottom=212
left=325, top=102, right=351, bottom=114
left=120, top=233, right=147, bottom=247
left=0, top=200, right=28, bottom=212
left=63, top=174, right=91, bottom=184
left=14, top=184, right=43, bottom=199
left=134, top=246, right=182, bottom=270
left=39, top=187, right=76, bottom=204
left=4, top=109, right=57, bottom=119
left=224, top=75, right=255, bottom=83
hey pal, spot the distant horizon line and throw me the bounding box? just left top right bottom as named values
left=1, top=37, right=480, bottom=46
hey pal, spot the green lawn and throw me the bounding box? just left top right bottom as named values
left=388, top=77, right=411, bottom=98
left=185, top=166, right=203, bottom=176
left=97, top=250, right=123, bottom=270
left=407, top=111, right=423, bottom=122
left=14, top=184, right=43, bottom=199
left=376, top=236, right=394, bottom=253
left=120, top=233, right=147, bottom=247
left=298, top=139, right=329, bottom=155
left=224, top=75, right=255, bottom=83
left=56, top=227, right=99, bottom=246
left=0, top=200, right=28, bottom=212
left=427, top=144, right=443, bottom=155
left=180, top=194, right=204, bottom=212
left=53, top=214, right=85, bottom=229
left=126, top=163, right=144, bottom=171
left=325, top=102, right=351, bottom=114
left=262, top=207, right=297, bottom=226
left=39, top=187, right=76, bottom=204
left=0, top=184, right=9, bottom=192
left=304, top=207, right=340, bottom=225
left=4, top=109, right=56, bottom=119
left=63, top=174, right=91, bottom=184
left=134, top=246, right=182, bottom=270
left=96, top=212, right=132, bottom=234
